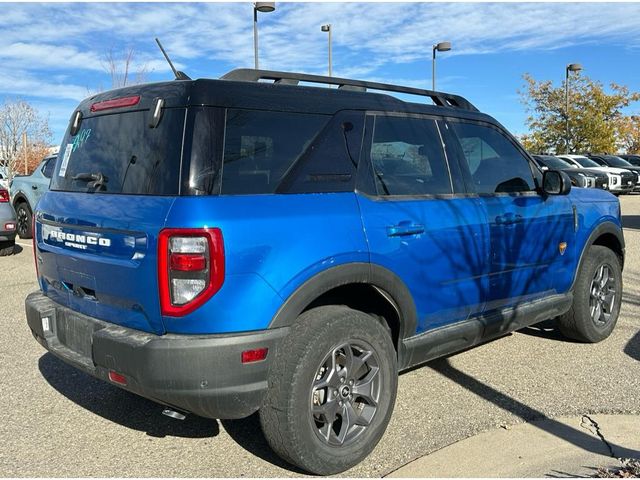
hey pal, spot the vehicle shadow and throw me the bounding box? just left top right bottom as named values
left=221, top=415, right=308, bottom=474
left=518, top=319, right=574, bottom=343
left=9, top=244, right=23, bottom=255
left=38, top=353, right=220, bottom=439
left=429, top=358, right=640, bottom=460
left=621, top=215, right=640, bottom=230
left=624, top=330, right=640, bottom=361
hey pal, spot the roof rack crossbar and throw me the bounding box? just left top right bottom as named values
left=221, top=69, right=478, bottom=112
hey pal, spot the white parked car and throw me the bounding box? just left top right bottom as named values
left=557, top=154, right=634, bottom=195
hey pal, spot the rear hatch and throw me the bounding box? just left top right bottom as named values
left=35, top=84, right=188, bottom=334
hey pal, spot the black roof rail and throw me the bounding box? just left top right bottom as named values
left=221, top=68, right=479, bottom=112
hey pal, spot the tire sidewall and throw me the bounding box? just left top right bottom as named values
left=574, top=246, right=622, bottom=341
left=277, top=309, right=397, bottom=474
left=16, top=203, right=32, bottom=239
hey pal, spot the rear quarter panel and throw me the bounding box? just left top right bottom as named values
left=163, top=193, right=368, bottom=334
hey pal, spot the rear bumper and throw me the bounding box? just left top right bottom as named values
left=26, top=291, right=288, bottom=419
left=0, top=230, right=16, bottom=242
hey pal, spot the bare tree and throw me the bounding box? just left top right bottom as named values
left=102, top=47, right=148, bottom=89
left=0, top=99, right=52, bottom=180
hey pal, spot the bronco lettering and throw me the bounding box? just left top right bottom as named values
left=49, top=230, right=111, bottom=247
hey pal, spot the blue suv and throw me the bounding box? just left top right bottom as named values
left=26, top=69, right=624, bottom=474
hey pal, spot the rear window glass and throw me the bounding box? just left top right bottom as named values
left=51, top=109, right=185, bottom=195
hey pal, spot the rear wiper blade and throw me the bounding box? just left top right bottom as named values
left=72, top=172, right=108, bottom=190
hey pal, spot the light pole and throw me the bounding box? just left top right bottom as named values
left=321, top=24, right=332, bottom=77
left=432, top=41, right=451, bottom=90
left=253, top=2, right=275, bottom=70
left=565, top=63, right=583, bottom=153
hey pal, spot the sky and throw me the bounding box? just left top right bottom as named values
left=2, top=1, right=640, bottom=146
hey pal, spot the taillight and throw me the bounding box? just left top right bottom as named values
left=33, top=214, right=38, bottom=279
left=0, top=189, right=9, bottom=202
left=90, top=95, right=140, bottom=112
left=158, top=228, right=224, bottom=317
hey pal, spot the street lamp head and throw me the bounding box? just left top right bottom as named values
left=434, top=41, right=452, bottom=52
left=255, top=2, right=275, bottom=13
left=321, top=24, right=331, bottom=32
left=567, top=63, right=582, bottom=73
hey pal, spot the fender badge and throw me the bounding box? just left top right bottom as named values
left=559, top=242, right=567, bottom=256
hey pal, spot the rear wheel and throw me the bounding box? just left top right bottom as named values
left=0, top=241, right=15, bottom=256
left=557, top=245, right=622, bottom=342
left=259, top=305, right=397, bottom=475
left=16, top=202, right=32, bottom=239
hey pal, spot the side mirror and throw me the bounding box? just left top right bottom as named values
left=543, top=170, right=571, bottom=195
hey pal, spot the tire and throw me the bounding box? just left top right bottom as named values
left=557, top=245, right=622, bottom=343
left=15, top=202, right=32, bottom=239
left=0, top=241, right=15, bottom=256
left=259, top=305, right=398, bottom=475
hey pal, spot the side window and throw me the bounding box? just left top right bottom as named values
left=221, top=109, right=329, bottom=194
left=369, top=116, right=452, bottom=195
left=42, top=158, right=56, bottom=179
left=449, top=122, right=535, bottom=194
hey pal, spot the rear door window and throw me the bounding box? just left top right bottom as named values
left=42, top=158, right=56, bottom=178
left=51, top=109, right=186, bottom=195
left=368, top=115, right=452, bottom=196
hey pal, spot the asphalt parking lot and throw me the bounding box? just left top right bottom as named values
left=1, top=196, right=638, bottom=477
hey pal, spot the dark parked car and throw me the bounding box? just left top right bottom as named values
left=532, top=155, right=608, bottom=190
left=618, top=154, right=640, bottom=167
left=26, top=69, right=625, bottom=474
left=587, top=154, right=640, bottom=192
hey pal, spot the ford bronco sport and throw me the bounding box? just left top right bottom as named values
left=26, top=69, right=624, bottom=474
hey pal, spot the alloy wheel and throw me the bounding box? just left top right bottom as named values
left=310, top=341, right=381, bottom=447
left=589, top=263, right=617, bottom=326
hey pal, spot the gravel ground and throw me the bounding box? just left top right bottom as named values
left=0, top=195, right=638, bottom=477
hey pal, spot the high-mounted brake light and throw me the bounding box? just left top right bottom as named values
left=0, top=189, right=9, bottom=202
left=90, top=95, right=140, bottom=112
left=158, top=228, right=224, bottom=317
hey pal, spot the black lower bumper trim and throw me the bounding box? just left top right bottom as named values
left=26, top=291, right=289, bottom=419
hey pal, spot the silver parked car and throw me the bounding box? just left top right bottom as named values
left=0, top=188, right=17, bottom=256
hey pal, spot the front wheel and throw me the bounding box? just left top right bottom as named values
left=557, top=245, right=622, bottom=342
left=259, top=306, right=397, bottom=475
left=16, top=202, right=32, bottom=239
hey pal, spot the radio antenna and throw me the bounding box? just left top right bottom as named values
left=155, top=38, right=191, bottom=81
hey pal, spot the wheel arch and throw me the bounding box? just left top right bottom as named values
left=269, top=263, right=418, bottom=356
left=12, top=192, right=31, bottom=211
left=573, top=221, right=625, bottom=290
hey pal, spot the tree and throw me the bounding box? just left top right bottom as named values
left=519, top=73, right=640, bottom=154
left=618, top=115, right=640, bottom=154
left=102, top=47, right=148, bottom=89
left=0, top=99, right=52, bottom=179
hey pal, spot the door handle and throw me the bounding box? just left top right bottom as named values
left=31, top=185, right=38, bottom=190
left=387, top=223, right=425, bottom=237
left=495, top=213, right=523, bottom=226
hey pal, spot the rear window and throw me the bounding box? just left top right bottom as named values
left=51, top=109, right=185, bottom=195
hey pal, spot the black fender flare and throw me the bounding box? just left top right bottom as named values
left=571, top=221, right=625, bottom=290
left=11, top=192, right=31, bottom=211
left=269, top=262, right=418, bottom=344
